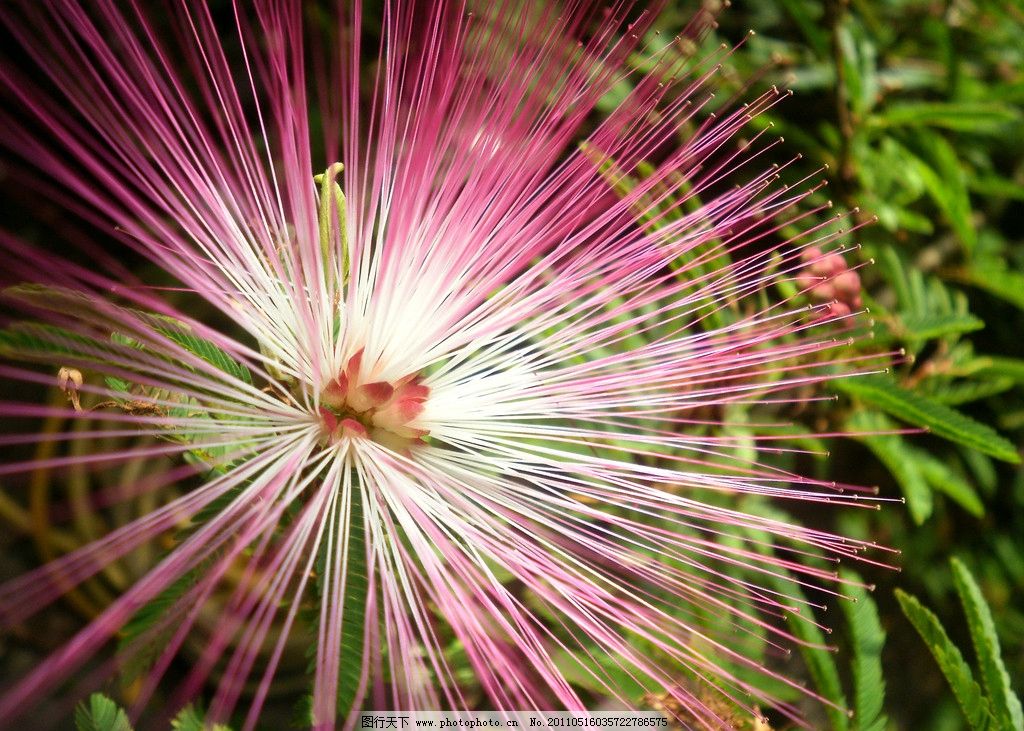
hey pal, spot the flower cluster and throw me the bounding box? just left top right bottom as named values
left=318, top=349, right=430, bottom=448
left=798, top=246, right=865, bottom=318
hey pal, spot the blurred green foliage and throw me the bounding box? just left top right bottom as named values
left=634, top=0, right=1024, bottom=727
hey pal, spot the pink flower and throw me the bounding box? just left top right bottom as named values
left=0, top=2, right=890, bottom=729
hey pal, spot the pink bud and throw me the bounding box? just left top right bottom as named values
left=350, top=381, right=395, bottom=412
left=321, top=375, right=348, bottom=409
left=833, top=270, right=861, bottom=297
left=827, top=301, right=851, bottom=318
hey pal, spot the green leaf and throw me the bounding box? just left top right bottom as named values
left=0, top=322, right=112, bottom=363
left=291, top=695, right=315, bottom=730
left=171, top=705, right=233, bottom=731
left=875, top=66, right=945, bottom=94
left=833, top=375, right=1019, bottom=463
left=2, top=284, right=252, bottom=386
left=924, top=378, right=1015, bottom=407
left=877, top=248, right=913, bottom=311
left=74, top=694, right=133, bottom=731
left=846, top=410, right=933, bottom=524
left=871, top=102, right=1021, bottom=133
left=849, top=411, right=984, bottom=518
left=118, top=567, right=201, bottom=682
left=141, top=315, right=251, bottom=385
left=120, top=569, right=197, bottom=645
left=772, top=580, right=850, bottom=730
left=993, top=536, right=1024, bottom=585
left=837, top=21, right=878, bottom=117
left=170, top=706, right=204, bottom=731
left=838, top=572, right=887, bottom=731
left=4, top=283, right=98, bottom=317
left=975, top=356, right=1024, bottom=384
left=188, top=481, right=249, bottom=526
left=740, top=509, right=850, bottom=727
left=338, top=486, right=368, bottom=720
left=969, top=175, right=1024, bottom=202
left=549, top=646, right=653, bottom=703
left=896, top=589, right=997, bottom=731
left=918, top=456, right=985, bottom=518
left=776, top=0, right=829, bottom=56
left=953, top=263, right=1024, bottom=312
left=902, top=133, right=976, bottom=252
left=104, top=376, right=132, bottom=396
left=308, top=484, right=369, bottom=723
left=950, top=558, right=1024, bottom=731
left=895, top=312, right=984, bottom=341
left=962, top=449, right=998, bottom=495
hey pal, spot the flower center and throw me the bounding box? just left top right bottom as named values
left=318, top=348, right=429, bottom=451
